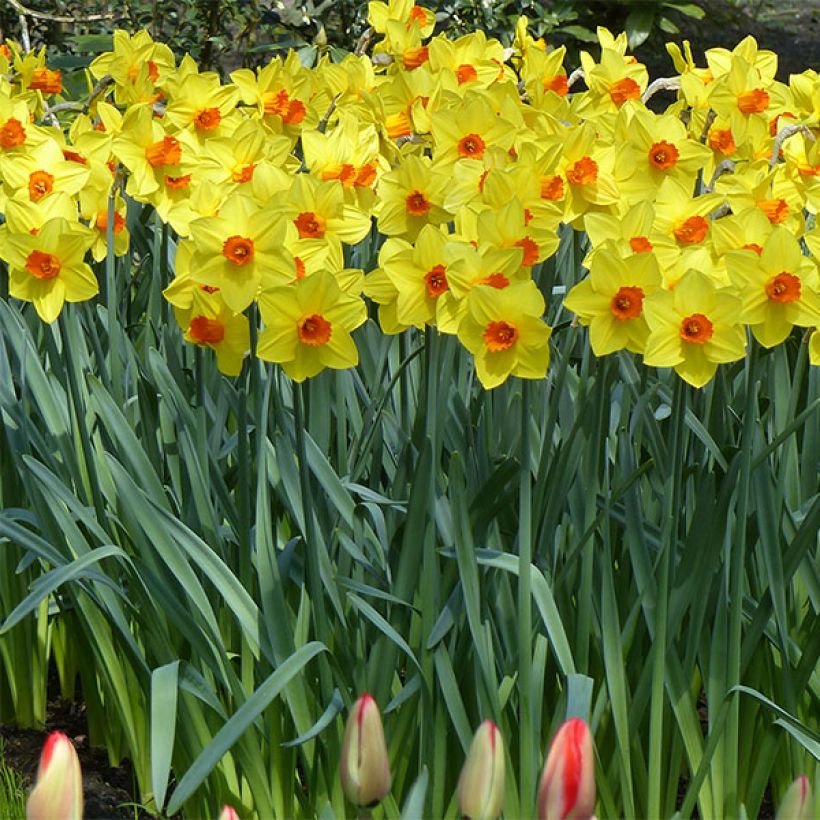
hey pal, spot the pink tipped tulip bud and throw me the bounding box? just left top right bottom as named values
left=340, top=693, right=392, bottom=807
left=457, top=719, right=506, bottom=819
left=537, top=717, right=596, bottom=820
left=776, top=775, right=813, bottom=820
left=26, top=731, right=83, bottom=820
left=219, top=806, right=241, bottom=820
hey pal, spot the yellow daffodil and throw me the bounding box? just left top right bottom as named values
left=564, top=248, right=661, bottom=355
left=257, top=270, right=367, bottom=381
left=187, top=193, right=289, bottom=312
left=643, top=270, right=746, bottom=387
left=375, top=153, right=452, bottom=240
left=457, top=280, right=552, bottom=389
left=0, top=217, right=96, bottom=323
left=725, top=226, right=820, bottom=347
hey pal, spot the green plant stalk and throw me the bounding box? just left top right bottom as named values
left=518, top=378, right=535, bottom=811
left=647, top=378, right=686, bottom=818
left=725, top=343, right=758, bottom=813
left=105, top=184, right=120, bottom=400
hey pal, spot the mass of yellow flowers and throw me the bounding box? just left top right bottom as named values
left=1, top=4, right=820, bottom=387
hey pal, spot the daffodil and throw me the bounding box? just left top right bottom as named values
left=187, top=193, right=289, bottom=312
left=457, top=279, right=552, bottom=389
left=257, top=270, right=367, bottom=381
left=564, top=248, right=661, bottom=355
left=375, top=153, right=452, bottom=240
left=0, top=217, right=97, bottom=323
left=643, top=270, right=746, bottom=387
left=725, top=226, right=820, bottom=347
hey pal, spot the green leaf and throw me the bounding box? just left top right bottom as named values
left=401, top=767, right=429, bottom=819
left=150, top=661, right=180, bottom=811
left=281, top=689, right=343, bottom=748
left=166, top=642, right=326, bottom=815
left=625, top=7, right=655, bottom=50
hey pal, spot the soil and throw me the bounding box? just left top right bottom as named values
left=1, top=670, right=148, bottom=820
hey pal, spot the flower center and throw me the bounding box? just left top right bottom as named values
left=741, top=242, right=763, bottom=255
left=544, top=75, right=569, bottom=96
left=25, top=250, right=61, bottom=280
left=478, top=273, right=510, bottom=289
left=145, top=136, right=181, bottom=167
left=483, top=320, right=518, bottom=352
left=95, top=211, right=126, bottom=235
left=629, top=236, right=653, bottom=253
left=456, top=64, right=478, bottom=84
left=194, top=107, right=222, bottom=131
left=540, top=174, right=564, bottom=200
left=514, top=236, right=539, bottom=267
left=423, top=264, right=448, bottom=298
left=403, top=46, right=430, bottom=70
left=708, top=127, right=737, bottom=156
left=405, top=189, right=431, bottom=216
left=189, top=316, right=225, bottom=344
left=294, top=211, right=326, bottom=239
left=566, top=156, right=598, bottom=185
left=609, top=77, right=641, bottom=106
left=609, top=286, right=645, bottom=320
left=29, top=67, right=62, bottom=94
left=755, top=198, right=789, bottom=224
left=457, top=133, right=486, bottom=159
left=28, top=170, right=54, bottom=202
left=648, top=140, right=679, bottom=170
left=165, top=174, right=191, bottom=189
left=298, top=314, right=332, bottom=346
left=737, top=88, right=770, bottom=114
left=0, top=117, right=26, bottom=149
left=294, top=256, right=306, bottom=280
left=680, top=313, right=713, bottom=344
left=765, top=272, right=801, bottom=303
left=222, top=235, right=254, bottom=266
left=673, top=215, right=709, bottom=245
left=232, top=163, right=256, bottom=183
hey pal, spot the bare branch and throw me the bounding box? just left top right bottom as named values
left=354, top=26, right=374, bottom=56
left=567, top=67, right=584, bottom=89
left=642, top=76, right=681, bottom=104
left=5, top=0, right=117, bottom=23
left=769, top=123, right=816, bottom=170
left=706, top=159, right=736, bottom=192
left=43, top=73, right=113, bottom=117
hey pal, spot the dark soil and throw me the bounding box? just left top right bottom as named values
left=1, top=672, right=148, bottom=820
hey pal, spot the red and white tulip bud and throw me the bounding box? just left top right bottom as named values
left=219, top=806, right=240, bottom=820
left=340, top=693, right=391, bottom=807
left=537, top=717, right=595, bottom=820
left=457, top=719, right=505, bottom=819
left=776, top=775, right=813, bottom=820
left=26, top=731, right=83, bottom=820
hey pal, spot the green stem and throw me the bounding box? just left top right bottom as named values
left=519, top=378, right=534, bottom=811
left=725, top=342, right=757, bottom=812
left=647, top=377, right=686, bottom=818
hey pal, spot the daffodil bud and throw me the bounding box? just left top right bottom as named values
left=219, top=805, right=240, bottom=820
left=776, top=775, right=813, bottom=820
left=457, top=720, right=505, bottom=819
left=340, top=693, right=391, bottom=807
left=537, top=717, right=595, bottom=820
left=26, top=731, right=83, bottom=820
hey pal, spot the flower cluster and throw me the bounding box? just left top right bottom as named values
left=1, top=7, right=819, bottom=387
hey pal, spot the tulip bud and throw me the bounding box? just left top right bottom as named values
left=26, top=731, right=83, bottom=820
left=776, top=775, right=813, bottom=820
left=537, top=717, right=595, bottom=820
left=457, top=720, right=505, bottom=819
left=219, top=806, right=240, bottom=820
left=340, top=693, right=391, bottom=807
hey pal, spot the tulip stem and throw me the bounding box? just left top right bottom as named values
left=519, top=378, right=534, bottom=810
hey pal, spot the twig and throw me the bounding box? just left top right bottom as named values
left=43, top=74, right=114, bottom=117
left=317, top=93, right=340, bottom=133
left=354, top=27, right=374, bottom=56
left=706, top=159, right=736, bottom=192
left=5, top=0, right=116, bottom=23
left=769, top=123, right=816, bottom=169
left=699, top=109, right=716, bottom=143
left=17, top=12, right=30, bottom=52
left=567, top=67, right=584, bottom=89
left=642, top=76, right=681, bottom=104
